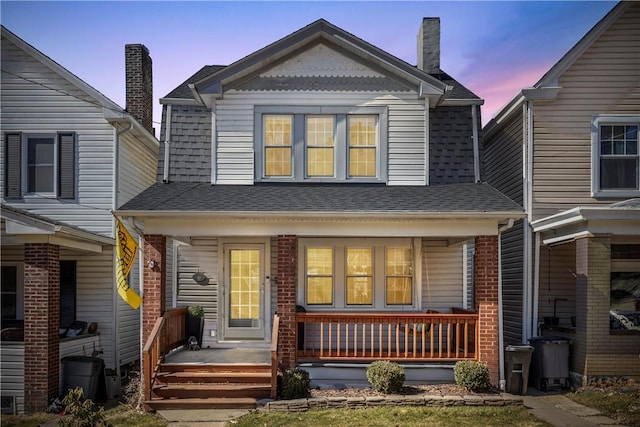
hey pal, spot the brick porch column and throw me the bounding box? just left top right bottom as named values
left=24, top=243, right=60, bottom=413
left=276, top=235, right=297, bottom=370
left=142, top=235, right=166, bottom=345
left=474, top=235, right=500, bottom=385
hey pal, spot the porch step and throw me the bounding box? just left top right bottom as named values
left=160, top=363, right=271, bottom=374
left=145, top=397, right=258, bottom=411
left=152, top=383, right=272, bottom=399
left=157, top=371, right=271, bottom=384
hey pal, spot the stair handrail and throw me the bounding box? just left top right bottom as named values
left=142, top=307, right=188, bottom=401
left=270, top=314, right=280, bottom=399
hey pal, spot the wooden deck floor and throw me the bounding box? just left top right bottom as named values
left=163, top=347, right=271, bottom=365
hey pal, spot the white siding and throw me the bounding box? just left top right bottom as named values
left=532, top=4, right=640, bottom=218
left=117, top=131, right=157, bottom=207
left=215, top=91, right=426, bottom=185
left=116, top=247, right=141, bottom=367
left=165, top=238, right=176, bottom=309
left=176, top=238, right=219, bottom=347
left=421, top=241, right=464, bottom=312
left=1, top=37, right=115, bottom=236
left=0, top=343, right=24, bottom=414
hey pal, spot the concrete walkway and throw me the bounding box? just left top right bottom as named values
left=523, top=393, right=627, bottom=427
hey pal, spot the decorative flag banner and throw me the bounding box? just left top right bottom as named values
left=115, top=218, right=142, bottom=309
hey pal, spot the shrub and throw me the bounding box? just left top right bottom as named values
left=59, top=387, right=112, bottom=427
left=187, top=305, right=204, bottom=318
left=366, top=360, right=405, bottom=393
left=280, top=368, right=311, bottom=400
left=454, top=360, right=491, bottom=391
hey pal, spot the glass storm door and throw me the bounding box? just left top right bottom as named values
left=222, top=245, right=266, bottom=340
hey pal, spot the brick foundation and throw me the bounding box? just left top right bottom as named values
left=23, top=243, right=60, bottom=413
left=143, top=235, right=166, bottom=344
left=474, top=235, right=500, bottom=385
left=276, top=235, right=297, bottom=370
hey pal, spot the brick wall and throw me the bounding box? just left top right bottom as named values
left=143, top=235, right=166, bottom=345
left=474, top=235, right=500, bottom=385
left=23, top=243, right=60, bottom=413
left=276, top=235, right=297, bottom=369
left=125, top=44, right=153, bottom=135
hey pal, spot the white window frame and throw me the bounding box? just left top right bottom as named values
left=254, top=106, right=388, bottom=182
left=1, top=263, right=24, bottom=321
left=297, top=237, right=418, bottom=311
left=591, top=115, right=640, bottom=198
left=23, top=134, right=57, bottom=197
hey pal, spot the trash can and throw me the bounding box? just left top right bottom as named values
left=61, top=356, right=106, bottom=402
left=528, top=336, right=571, bottom=391
left=504, top=345, right=534, bottom=395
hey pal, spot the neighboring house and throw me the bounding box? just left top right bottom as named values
left=483, top=1, right=639, bottom=386
left=117, top=18, right=524, bottom=409
left=0, top=26, right=158, bottom=413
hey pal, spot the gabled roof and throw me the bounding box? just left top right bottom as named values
left=484, top=1, right=631, bottom=133
left=0, top=25, right=157, bottom=146
left=117, top=182, right=523, bottom=217
left=161, top=19, right=481, bottom=105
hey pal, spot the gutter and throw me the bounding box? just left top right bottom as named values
left=163, top=104, right=172, bottom=183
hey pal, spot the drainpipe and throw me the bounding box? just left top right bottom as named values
left=532, top=232, right=541, bottom=337
left=498, top=218, right=515, bottom=391
left=523, top=100, right=535, bottom=341
left=113, top=119, right=133, bottom=377
left=162, top=104, right=172, bottom=183
left=471, top=104, right=480, bottom=182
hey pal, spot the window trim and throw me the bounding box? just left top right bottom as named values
left=298, top=237, right=417, bottom=311
left=23, top=134, right=58, bottom=196
left=591, top=115, right=640, bottom=198
left=254, top=106, right=388, bottom=183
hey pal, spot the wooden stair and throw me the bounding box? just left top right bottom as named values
left=145, top=363, right=273, bottom=410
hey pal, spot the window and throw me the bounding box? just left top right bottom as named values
left=300, top=238, right=415, bottom=310
left=255, top=106, right=387, bottom=182
left=1, top=266, right=18, bottom=320
left=610, top=245, right=640, bottom=333
left=3, top=132, right=76, bottom=199
left=60, top=261, right=77, bottom=328
left=591, top=116, right=639, bottom=197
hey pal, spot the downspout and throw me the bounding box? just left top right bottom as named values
left=113, top=120, right=133, bottom=376
left=532, top=232, right=541, bottom=337
left=471, top=104, right=480, bottom=182
left=211, top=102, right=217, bottom=185
left=498, top=218, right=515, bottom=391
left=523, top=100, right=535, bottom=341
left=162, top=104, right=172, bottom=183
left=424, top=98, right=430, bottom=185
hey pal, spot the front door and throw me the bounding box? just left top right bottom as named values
left=220, top=243, right=268, bottom=340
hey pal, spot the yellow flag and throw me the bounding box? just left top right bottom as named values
left=115, top=218, right=142, bottom=309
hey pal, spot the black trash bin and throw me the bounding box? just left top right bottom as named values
left=528, top=336, right=571, bottom=391
left=504, top=345, right=534, bottom=395
left=61, top=356, right=106, bottom=402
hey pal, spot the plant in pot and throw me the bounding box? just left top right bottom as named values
left=186, top=305, right=205, bottom=348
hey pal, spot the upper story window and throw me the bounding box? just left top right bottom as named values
left=591, top=116, right=639, bottom=198
left=255, top=106, right=387, bottom=182
left=3, top=132, right=76, bottom=200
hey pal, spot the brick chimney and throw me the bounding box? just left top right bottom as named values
left=125, top=44, right=153, bottom=134
left=417, top=17, right=440, bottom=75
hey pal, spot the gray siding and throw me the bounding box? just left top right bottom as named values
left=429, top=106, right=477, bottom=185
left=421, top=241, right=464, bottom=312
left=0, top=343, right=24, bottom=414
left=501, top=222, right=525, bottom=345
left=538, top=242, right=576, bottom=328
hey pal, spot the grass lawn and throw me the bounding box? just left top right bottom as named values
left=566, top=390, right=640, bottom=427
left=235, top=406, right=551, bottom=427
left=1, top=405, right=167, bottom=427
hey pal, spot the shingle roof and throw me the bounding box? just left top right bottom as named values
left=235, top=76, right=412, bottom=92
left=164, top=65, right=225, bottom=99
left=118, top=182, right=523, bottom=214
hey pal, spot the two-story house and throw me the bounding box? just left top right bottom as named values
left=0, top=26, right=158, bottom=413
left=483, top=1, right=639, bottom=387
left=116, top=18, right=524, bottom=409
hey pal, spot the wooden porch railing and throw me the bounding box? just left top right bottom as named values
left=296, top=312, right=478, bottom=362
left=270, top=314, right=280, bottom=399
left=142, top=307, right=188, bottom=400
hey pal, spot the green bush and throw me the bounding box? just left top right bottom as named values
left=59, top=387, right=112, bottom=427
left=187, top=305, right=204, bottom=318
left=366, top=360, right=405, bottom=393
left=454, top=360, right=491, bottom=391
left=280, top=368, right=311, bottom=400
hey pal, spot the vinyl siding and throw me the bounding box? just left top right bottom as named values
left=117, top=131, right=157, bottom=207
left=501, top=222, right=525, bottom=345
left=215, top=91, right=427, bottom=185
left=0, top=343, right=24, bottom=414
left=421, top=242, right=464, bottom=312
left=531, top=4, right=640, bottom=219
left=0, top=36, right=115, bottom=236
left=537, top=242, right=576, bottom=328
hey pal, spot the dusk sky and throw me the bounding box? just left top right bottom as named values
left=1, top=1, right=617, bottom=133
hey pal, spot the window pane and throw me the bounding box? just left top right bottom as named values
left=1, top=266, right=18, bottom=320
left=386, top=248, right=412, bottom=276
left=386, top=277, right=412, bottom=305
left=27, top=137, right=55, bottom=193
left=346, top=248, right=372, bottom=275
left=307, top=148, right=334, bottom=176
left=264, top=115, right=292, bottom=177
left=306, top=116, right=334, bottom=147
left=307, top=116, right=334, bottom=177
left=307, top=248, right=333, bottom=305
left=348, top=116, right=377, bottom=177
left=349, top=148, right=376, bottom=177
left=610, top=272, right=640, bottom=331
left=347, top=277, right=373, bottom=305
left=601, top=158, right=638, bottom=189
left=229, top=249, right=260, bottom=321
